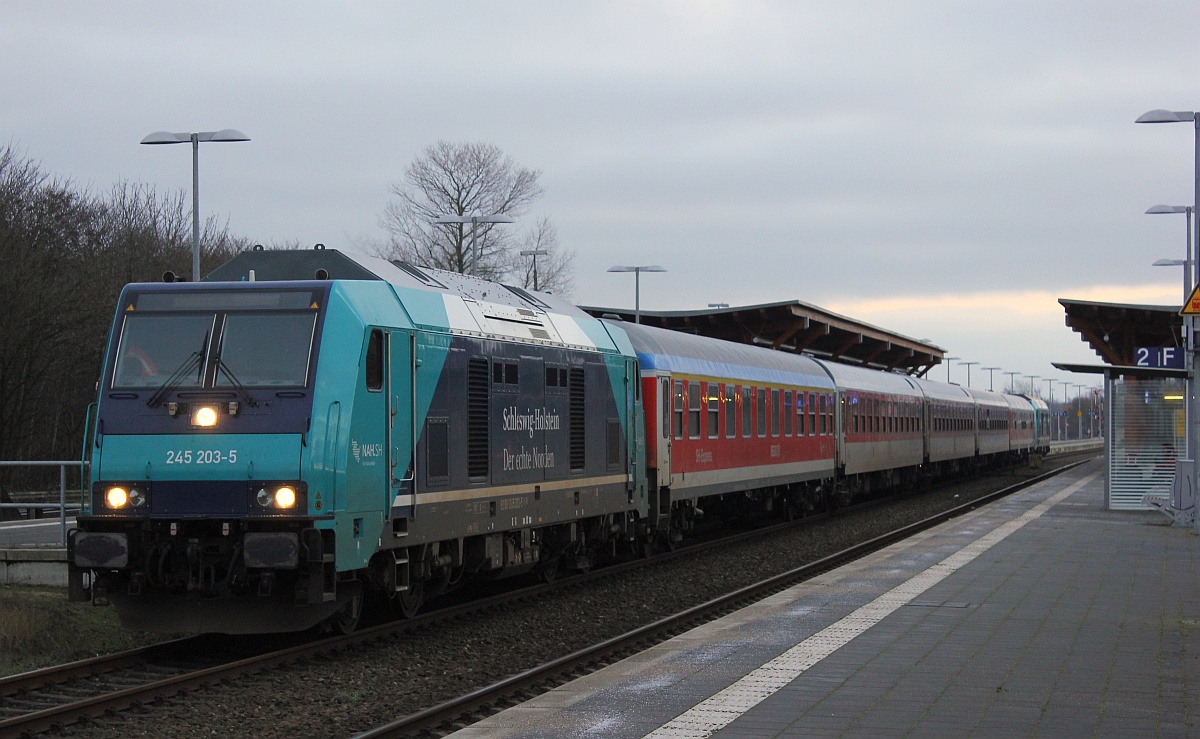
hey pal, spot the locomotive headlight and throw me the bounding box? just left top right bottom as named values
left=100, top=483, right=150, bottom=511
left=106, top=486, right=129, bottom=509
left=274, top=486, right=297, bottom=508
left=253, top=484, right=301, bottom=510
left=127, top=488, right=147, bottom=508
left=192, top=405, right=219, bottom=428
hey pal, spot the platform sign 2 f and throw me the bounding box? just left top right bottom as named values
left=1135, top=346, right=1185, bottom=369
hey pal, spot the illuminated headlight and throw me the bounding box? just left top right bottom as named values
left=192, top=405, right=219, bottom=428
left=106, top=486, right=128, bottom=508
left=104, top=485, right=148, bottom=510
left=254, top=484, right=301, bottom=510
left=274, top=486, right=297, bottom=508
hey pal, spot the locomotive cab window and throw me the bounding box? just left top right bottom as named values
left=112, top=288, right=322, bottom=390
left=365, top=329, right=384, bottom=391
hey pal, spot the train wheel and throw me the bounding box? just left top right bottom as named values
left=392, top=579, right=424, bottom=619
left=329, top=588, right=363, bottom=634
left=536, top=556, right=560, bottom=583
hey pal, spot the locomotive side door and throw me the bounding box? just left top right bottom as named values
left=388, top=330, right=415, bottom=516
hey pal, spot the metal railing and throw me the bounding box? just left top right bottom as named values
left=0, top=460, right=87, bottom=547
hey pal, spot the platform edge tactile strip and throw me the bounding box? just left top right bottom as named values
left=641, top=472, right=1098, bottom=739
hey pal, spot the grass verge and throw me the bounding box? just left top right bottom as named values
left=0, top=585, right=164, bottom=678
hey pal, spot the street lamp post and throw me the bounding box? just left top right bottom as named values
left=1080, top=386, right=1089, bottom=439
left=433, top=214, right=515, bottom=276
left=944, top=356, right=960, bottom=383
left=520, top=249, right=549, bottom=291
left=1026, top=375, right=1041, bottom=397
left=961, top=361, right=979, bottom=388
left=981, top=366, right=1001, bottom=392
left=141, top=129, right=250, bottom=283
left=1139, top=109, right=1200, bottom=530
left=1043, top=378, right=1056, bottom=440
left=1150, top=206, right=1196, bottom=462
left=608, top=265, right=666, bottom=324
left=1065, top=383, right=1075, bottom=441
left=1004, top=371, right=1020, bottom=394
left=1147, top=205, right=1195, bottom=295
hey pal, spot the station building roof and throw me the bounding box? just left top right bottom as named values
left=581, top=300, right=944, bottom=376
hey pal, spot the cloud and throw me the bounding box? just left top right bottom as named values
left=827, top=283, right=1180, bottom=322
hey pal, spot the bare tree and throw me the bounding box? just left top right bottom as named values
left=381, top=141, right=545, bottom=280
left=0, top=146, right=246, bottom=493
left=515, top=218, right=575, bottom=297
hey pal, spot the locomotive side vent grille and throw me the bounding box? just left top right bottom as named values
left=468, top=358, right=490, bottom=479
left=569, top=367, right=586, bottom=471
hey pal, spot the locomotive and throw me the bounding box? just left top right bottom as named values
left=68, top=247, right=1050, bottom=634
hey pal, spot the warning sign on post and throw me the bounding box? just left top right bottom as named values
left=1181, top=283, right=1200, bottom=315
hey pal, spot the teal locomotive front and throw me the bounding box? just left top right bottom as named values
left=68, top=280, right=404, bottom=633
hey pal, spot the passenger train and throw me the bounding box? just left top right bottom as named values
left=68, top=248, right=1051, bottom=634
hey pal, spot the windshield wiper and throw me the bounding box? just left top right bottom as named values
left=216, top=359, right=260, bottom=408
left=146, top=352, right=202, bottom=408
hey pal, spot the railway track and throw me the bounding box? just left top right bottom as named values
left=1, top=451, right=1094, bottom=737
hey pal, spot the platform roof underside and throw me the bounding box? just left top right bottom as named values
left=1059, top=298, right=1181, bottom=367
left=582, top=301, right=944, bottom=376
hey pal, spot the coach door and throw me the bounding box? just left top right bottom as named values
left=657, top=375, right=672, bottom=479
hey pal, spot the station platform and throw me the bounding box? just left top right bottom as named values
left=0, top=517, right=71, bottom=585
left=453, top=458, right=1200, bottom=737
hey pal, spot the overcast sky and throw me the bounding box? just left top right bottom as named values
left=6, top=1, right=1199, bottom=397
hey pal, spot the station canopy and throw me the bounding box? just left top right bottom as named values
left=1056, top=298, right=1186, bottom=378
left=581, top=300, right=944, bottom=376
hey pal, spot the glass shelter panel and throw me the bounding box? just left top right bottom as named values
left=1108, top=376, right=1184, bottom=510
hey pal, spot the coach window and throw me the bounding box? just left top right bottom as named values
left=755, top=388, right=767, bottom=437
left=661, top=379, right=671, bottom=440
left=707, top=383, right=720, bottom=439
left=807, top=392, right=815, bottom=436
left=797, top=392, right=806, bottom=435
left=366, top=329, right=383, bottom=391
left=725, top=384, right=736, bottom=438
left=783, top=390, right=793, bottom=436
left=771, top=389, right=781, bottom=437
left=688, top=381, right=701, bottom=439
left=818, top=394, right=826, bottom=435
left=741, top=386, right=752, bottom=437
left=827, top=394, right=834, bottom=436
left=673, top=380, right=684, bottom=440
